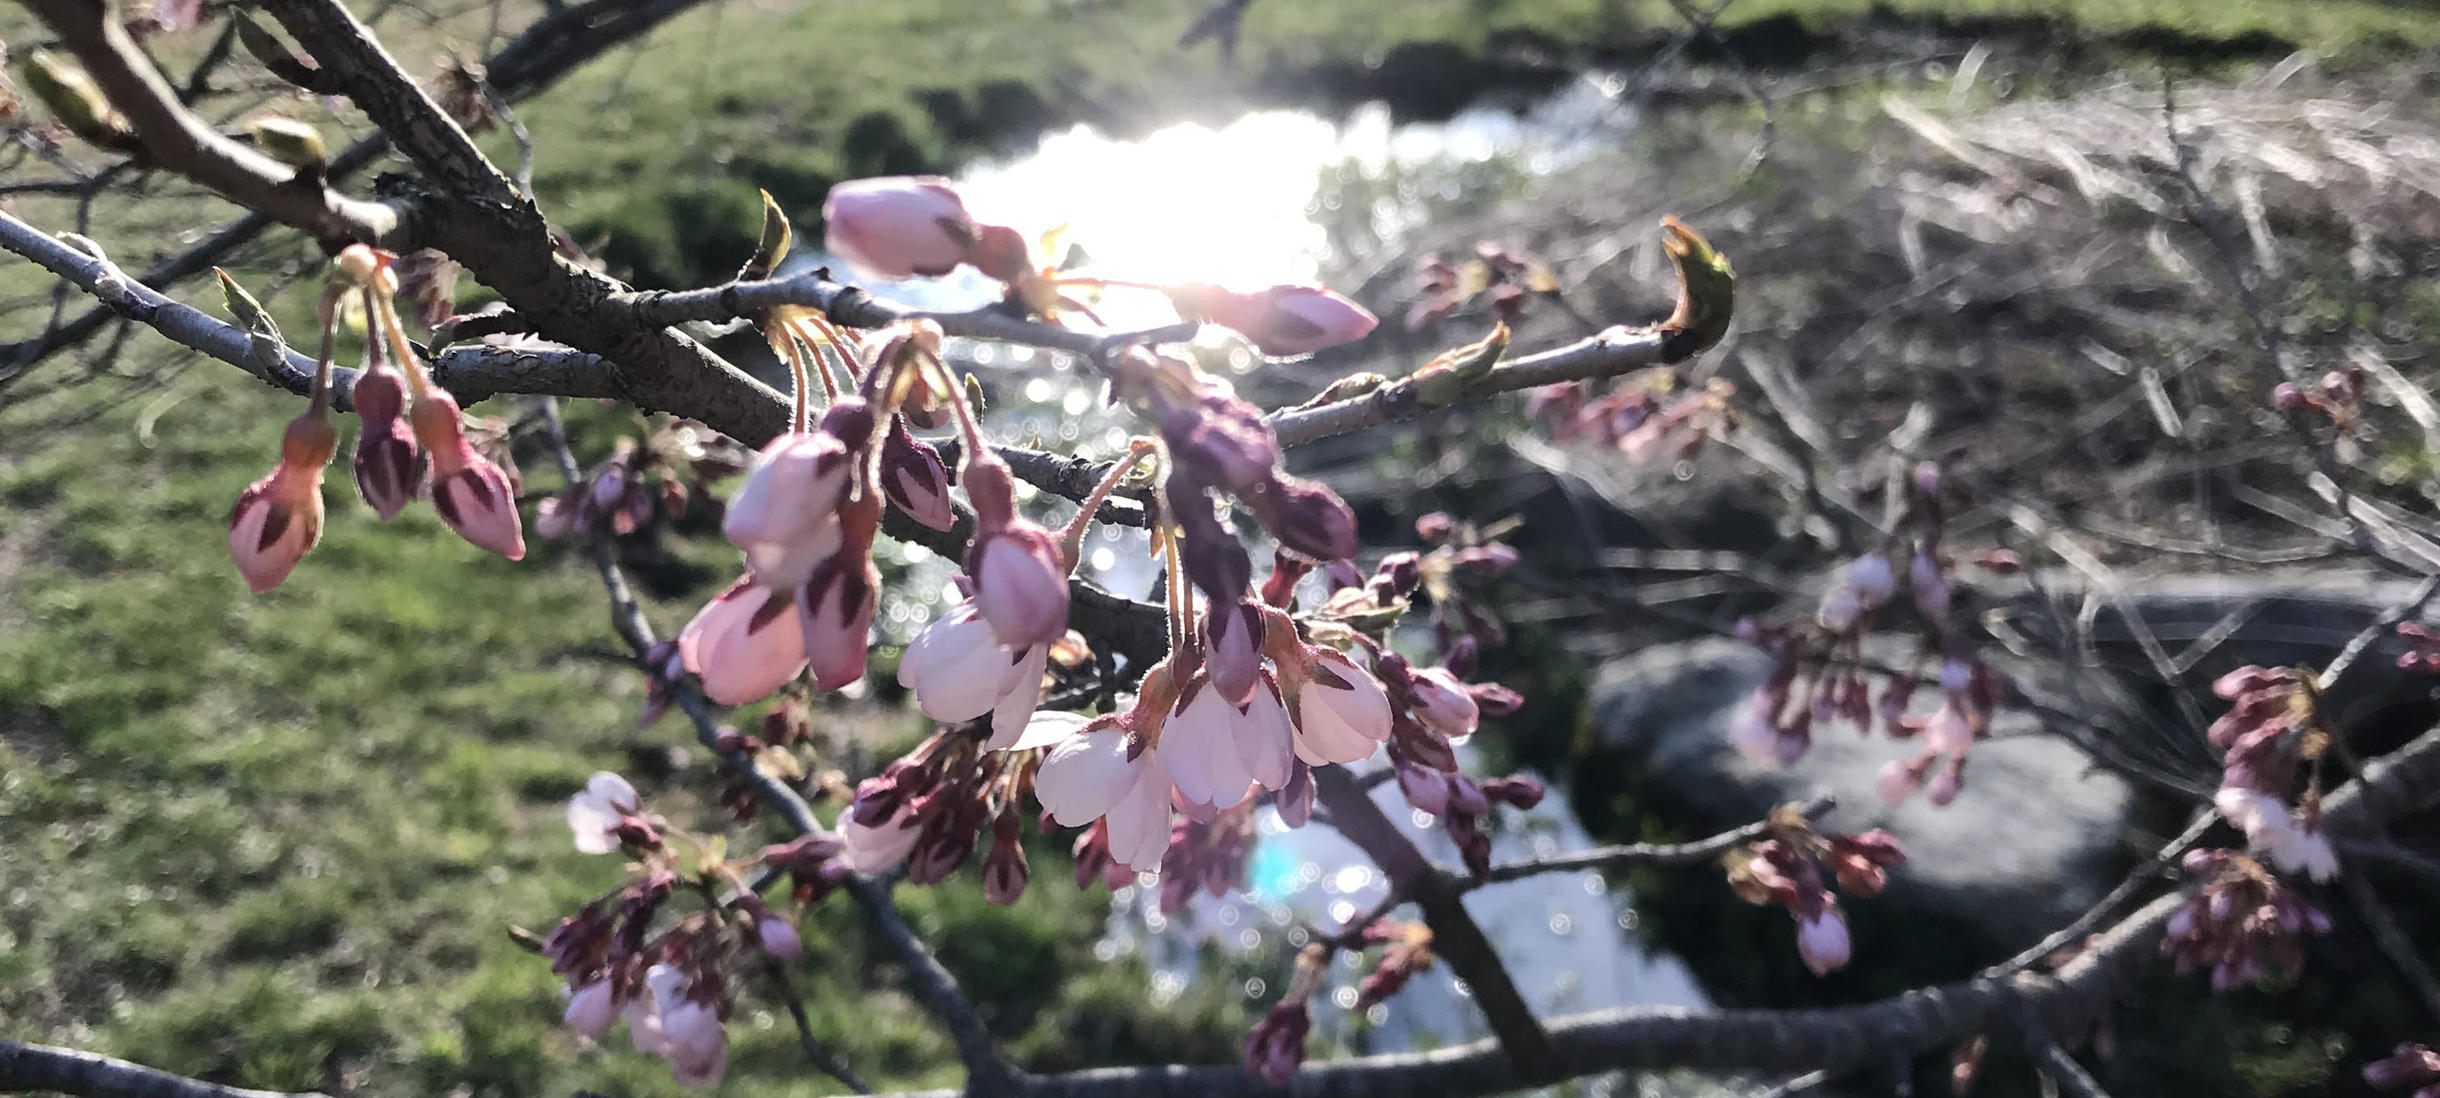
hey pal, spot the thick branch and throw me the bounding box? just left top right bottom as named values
left=259, top=0, right=518, bottom=206
left=0, top=1038, right=320, bottom=1098
left=1473, top=795, right=1833, bottom=887
left=23, top=0, right=410, bottom=247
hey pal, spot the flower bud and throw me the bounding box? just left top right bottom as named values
left=1795, top=907, right=1851, bottom=976
left=1173, top=283, right=1379, bottom=357
left=229, top=411, right=337, bottom=593
left=982, top=813, right=1029, bottom=906
left=409, top=388, right=525, bottom=560
left=822, top=176, right=978, bottom=280
left=878, top=416, right=955, bottom=532
left=969, top=522, right=1070, bottom=650
left=563, top=980, right=619, bottom=1041
left=1245, top=474, right=1360, bottom=562
left=1407, top=667, right=1480, bottom=741
left=1201, top=598, right=1265, bottom=708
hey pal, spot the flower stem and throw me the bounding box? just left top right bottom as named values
left=1057, top=439, right=1157, bottom=572
left=367, top=287, right=430, bottom=399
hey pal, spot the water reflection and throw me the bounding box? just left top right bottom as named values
left=1103, top=750, right=1707, bottom=1053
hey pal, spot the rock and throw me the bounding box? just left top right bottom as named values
left=1585, top=638, right=2137, bottom=948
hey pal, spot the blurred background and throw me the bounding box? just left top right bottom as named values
left=6, top=1, right=2440, bottom=1095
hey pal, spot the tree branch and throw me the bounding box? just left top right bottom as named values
left=0, top=1038, right=322, bottom=1098
left=1311, top=766, right=1557, bottom=1075
left=1472, top=795, right=1834, bottom=887
left=22, top=0, right=411, bottom=248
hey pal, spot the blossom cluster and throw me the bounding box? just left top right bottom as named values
left=1725, top=461, right=2004, bottom=807
left=546, top=773, right=848, bottom=1087
left=1722, top=816, right=1905, bottom=977
left=227, top=247, right=525, bottom=592
left=536, top=423, right=752, bottom=540
left=2160, top=848, right=2331, bottom=992
left=2206, top=666, right=2339, bottom=881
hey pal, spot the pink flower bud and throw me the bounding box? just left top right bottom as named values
left=983, top=814, right=1028, bottom=906
left=724, top=430, right=851, bottom=589
left=1468, top=681, right=1525, bottom=718
left=1479, top=775, right=1544, bottom=809
left=1174, top=283, right=1379, bottom=357
left=1242, top=1000, right=1311, bottom=1086
left=1796, top=907, right=1851, bottom=976
left=799, top=551, right=878, bottom=691
left=1245, top=474, right=1360, bottom=562
left=757, top=914, right=803, bottom=958
left=969, top=523, right=1070, bottom=649
left=821, top=176, right=979, bottom=280
left=349, top=366, right=423, bottom=520
left=409, top=388, right=524, bottom=560
left=1447, top=775, right=1491, bottom=817
left=1396, top=763, right=1450, bottom=816
left=678, top=580, right=808, bottom=705
left=1927, top=756, right=1966, bottom=806
left=563, top=979, right=619, bottom=1040
left=879, top=416, right=955, bottom=531
left=1909, top=550, right=1949, bottom=620
left=1202, top=599, right=1265, bottom=708
left=1924, top=703, right=1974, bottom=756
left=229, top=412, right=336, bottom=593
left=1848, top=553, right=1896, bottom=607
left=1408, top=667, right=1480, bottom=740
left=1876, top=756, right=1927, bottom=807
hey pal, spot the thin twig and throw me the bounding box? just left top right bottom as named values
left=1473, top=795, right=1834, bottom=887
left=2341, top=871, right=2440, bottom=1027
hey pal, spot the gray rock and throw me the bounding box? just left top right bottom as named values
left=1586, top=638, right=2138, bottom=948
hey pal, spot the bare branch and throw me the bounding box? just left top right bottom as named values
left=1473, top=795, right=1834, bottom=887
left=0, top=1037, right=322, bottom=1098
left=259, top=0, right=519, bottom=206
left=22, top=0, right=410, bottom=247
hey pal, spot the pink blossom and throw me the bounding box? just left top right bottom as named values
left=1927, top=757, right=1965, bottom=806
left=562, top=979, right=618, bottom=1040
left=1233, top=680, right=1297, bottom=792
left=723, top=431, right=850, bottom=589
left=1290, top=650, right=1393, bottom=765
left=1242, top=999, right=1311, bottom=1085
left=1163, top=683, right=1254, bottom=811
left=566, top=771, right=641, bottom=855
left=1408, top=666, right=1480, bottom=740
left=1923, top=703, right=1974, bottom=756
left=897, top=598, right=1047, bottom=745
left=1795, top=906, right=1851, bottom=975
left=677, top=580, right=808, bottom=706
left=229, top=412, right=335, bottom=593
left=1876, top=756, right=1928, bottom=807
left=1174, top=283, right=1379, bottom=357
left=647, top=965, right=728, bottom=1088
left=1847, top=553, right=1896, bottom=607
left=1035, top=722, right=1149, bottom=828
left=408, top=388, right=524, bottom=560
left=821, top=176, right=979, bottom=280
